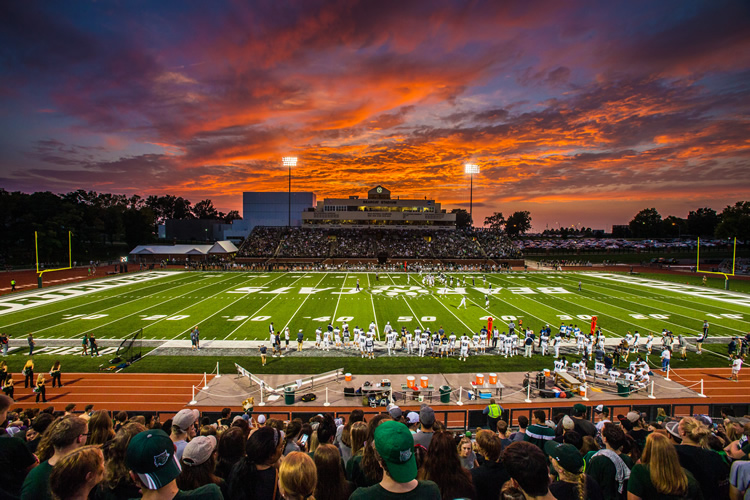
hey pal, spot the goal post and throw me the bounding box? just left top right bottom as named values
left=697, top=236, right=737, bottom=288
left=35, top=230, right=73, bottom=287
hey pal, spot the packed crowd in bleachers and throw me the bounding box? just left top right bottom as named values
left=238, top=227, right=522, bottom=260
left=2, top=392, right=749, bottom=499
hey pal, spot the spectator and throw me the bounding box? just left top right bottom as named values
left=483, top=398, right=504, bottom=431
left=627, top=432, right=702, bottom=499
left=501, top=441, right=555, bottom=500
left=339, top=409, right=365, bottom=466
left=114, top=411, right=128, bottom=432
left=86, top=410, right=115, bottom=446
left=94, top=421, right=146, bottom=500
left=81, top=404, right=95, bottom=421
left=178, top=435, right=228, bottom=498
left=497, top=420, right=513, bottom=449
left=26, top=412, right=55, bottom=455
left=419, top=430, right=476, bottom=500
left=218, top=408, right=232, bottom=427
left=21, top=415, right=88, bottom=500
left=457, top=436, right=477, bottom=469
left=171, top=408, right=199, bottom=461
left=126, top=429, right=222, bottom=499
left=413, top=405, right=436, bottom=449
left=624, top=411, right=650, bottom=451
left=228, top=426, right=285, bottom=499
left=345, top=421, right=368, bottom=479
left=355, top=414, right=392, bottom=488
left=674, top=417, right=729, bottom=499
left=0, top=394, right=39, bottom=498
left=471, top=429, right=510, bottom=500
left=49, top=445, right=105, bottom=500
left=524, top=410, right=555, bottom=449
left=283, top=420, right=303, bottom=456
left=510, top=416, right=528, bottom=442
left=556, top=404, right=597, bottom=438
left=730, top=460, right=750, bottom=500
left=594, top=405, right=611, bottom=433
left=545, top=441, right=604, bottom=500
left=350, top=420, right=440, bottom=499
left=586, top=423, right=633, bottom=500
left=215, top=426, right=246, bottom=480
left=405, top=412, right=419, bottom=433
left=314, top=444, right=354, bottom=500
left=279, top=451, right=317, bottom=500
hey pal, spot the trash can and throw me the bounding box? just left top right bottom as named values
left=439, top=385, right=451, bottom=404
left=284, top=386, right=295, bottom=405
left=617, top=382, right=631, bottom=397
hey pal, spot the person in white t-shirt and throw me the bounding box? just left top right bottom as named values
left=731, top=357, right=743, bottom=382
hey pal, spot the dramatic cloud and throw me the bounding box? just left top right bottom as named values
left=1, top=0, right=749, bottom=230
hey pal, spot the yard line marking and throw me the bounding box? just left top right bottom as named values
left=551, top=273, right=750, bottom=333
left=281, top=273, right=330, bottom=334
left=331, top=271, right=349, bottom=333
left=574, top=273, right=750, bottom=322
left=367, top=272, right=379, bottom=338
left=66, top=274, right=238, bottom=339
left=0, top=273, right=193, bottom=329
left=388, top=273, right=424, bottom=331
left=222, top=274, right=304, bottom=340
left=406, top=274, right=473, bottom=332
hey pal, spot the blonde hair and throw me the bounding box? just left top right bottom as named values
left=678, top=417, right=709, bottom=448
left=458, top=437, right=472, bottom=455
left=641, top=432, right=687, bottom=496
left=24, top=359, right=34, bottom=369
left=552, top=458, right=586, bottom=500
left=349, top=421, right=368, bottom=456
left=279, top=451, right=317, bottom=500
left=49, top=445, right=104, bottom=499
left=36, top=373, right=45, bottom=384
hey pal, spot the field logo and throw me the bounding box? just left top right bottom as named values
left=369, top=285, right=430, bottom=297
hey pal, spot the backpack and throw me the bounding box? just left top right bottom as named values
left=301, top=393, right=316, bottom=402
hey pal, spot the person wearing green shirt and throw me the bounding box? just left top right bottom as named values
left=585, top=423, right=634, bottom=500
left=524, top=409, right=556, bottom=450
left=627, top=433, right=703, bottom=500
left=21, top=415, right=88, bottom=500
left=350, top=421, right=440, bottom=500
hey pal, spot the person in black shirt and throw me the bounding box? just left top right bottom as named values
left=471, top=429, right=510, bottom=499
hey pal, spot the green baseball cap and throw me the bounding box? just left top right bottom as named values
left=374, top=420, right=417, bottom=483
left=572, top=403, right=587, bottom=416
left=544, top=441, right=584, bottom=474
left=126, top=429, right=181, bottom=490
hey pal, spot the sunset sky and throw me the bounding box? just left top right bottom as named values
left=1, top=0, right=749, bottom=231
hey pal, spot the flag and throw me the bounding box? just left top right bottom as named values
left=487, top=317, right=493, bottom=341
left=591, top=316, right=597, bottom=335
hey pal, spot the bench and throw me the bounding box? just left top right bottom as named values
left=555, top=371, right=582, bottom=392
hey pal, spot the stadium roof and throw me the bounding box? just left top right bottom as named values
left=130, top=241, right=238, bottom=256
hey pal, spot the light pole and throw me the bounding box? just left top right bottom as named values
left=464, top=163, right=479, bottom=227
left=282, top=156, right=297, bottom=227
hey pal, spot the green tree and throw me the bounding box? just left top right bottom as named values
left=715, top=201, right=750, bottom=240
left=484, top=212, right=505, bottom=232
left=663, top=216, right=686, bottom=238
left=192, top=199, right=219, bottom=219
left=505, top=211, right=532, bottom=236
left=687, top=207, right=719, bottom=237
left=629, top=208, right=662, bottom=238
left=451, top=208, right=472, bottom=229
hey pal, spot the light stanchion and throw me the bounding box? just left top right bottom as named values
left=258, top=382, right=266, bottom=406
left=189, top=386, right=197, bottom=405
left=648, top=380, right=656, bottom=399
left=456, top=386, right=464, bottom=406
left=525, top=382, right=532, bottom=403
left=215, top=361, right=221, bottom=378
left=202, top=372, right=209, bottom=390
left=665, top=365, right=671, bottom=381
left=699, top=379, right=706, bottom=397
left=324, top=387, right=331, bottom=407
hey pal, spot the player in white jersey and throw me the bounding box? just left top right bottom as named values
left=646, top=333, right=654, bottom=355
left=364, top=335, right=374, bottom=359
left=358, top=330, right=366, bottom=355
left=472, top=333, right=480, bottom=353
left=353, top=327, right=360, bottom=348
left=284, top=328, right=290, bottom=353
left=459, top=335, right=470, bottom=361
left=414, top=327, right=422, bottom=342
left=386, top=331, right=396, bottom=355
left=552, top=334, right=561, bottom=358
left=510, top=332, right=519, bottom=356
left=498, top=332, right=507, bottom=355
left=323, top=330, right=331, bottom=351
left=459, top=295, right=467, bottom=309
left=485, top=295, right=490, bottom=308
left=447, top=332, right=456, bottom=354
left=405, top=330, right=414, bottom=354
left=315, top=328, right=322, bottom=348
left=584, top=337, right=594, bottom=360
left=384, top=321, right=393, bottom=338
left=418, top=336, right=428, bottom=357
left=478, top=335, right=487, bottom=354
left=632, top=331, right=640, bottom=351
left=624, top=332, right=634, bottom=350
left=343, top=327, right=350, bottom=349
left=540, top=331, right=549, bottom=356
left=576, top=330, right=585, bottom=354
left=334, top=327, right=341, bottom=348
left=369, top=321, right=378, bottom=339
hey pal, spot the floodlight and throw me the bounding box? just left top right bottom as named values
left=465, top=163, right=479, bottom=174
left=282, top=156, right=298, bottom=167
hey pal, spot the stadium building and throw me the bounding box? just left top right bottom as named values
left=301, top=185, right=456, bottom=229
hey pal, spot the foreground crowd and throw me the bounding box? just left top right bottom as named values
left=2, top=395, right=750, bottom=500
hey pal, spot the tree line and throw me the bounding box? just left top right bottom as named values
left=0, top=190, right=240, bottom=266
left=626, top=202, right=749, bottom=239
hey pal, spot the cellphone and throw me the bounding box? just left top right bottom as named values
left=299, top=434, right=309, bottom=445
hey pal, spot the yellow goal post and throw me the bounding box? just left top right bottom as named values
left=696, top=236, right=736, bottom=281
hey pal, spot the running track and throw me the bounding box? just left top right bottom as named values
left=7, top=367, right=745, bottom=420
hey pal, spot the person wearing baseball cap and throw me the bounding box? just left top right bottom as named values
left=545, top=441, right=603, bottom=500
left=556, top=404, right=596, bottom=438
left=126, top=429, right=222, bottom=499
left=350, top=421, right=440, bottom=499
left=170, top=409, right=199, bottom=461
left=177, top=435, right=228, bottom=498
left=413, top=405, right=435, bottom=449
left=594, top=405, right=611, bottom=433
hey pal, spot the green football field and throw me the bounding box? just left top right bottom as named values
left=1, top=270, right=748, bottom=344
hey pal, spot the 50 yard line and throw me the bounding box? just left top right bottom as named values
left=281, top=273, right=330, bottom=334
left=367, top=272, right=379, bottom=340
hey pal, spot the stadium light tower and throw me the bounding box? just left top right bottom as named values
left=465, top=163, right=480, bottom=226
left=282, top=156, right=298, bottom=227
